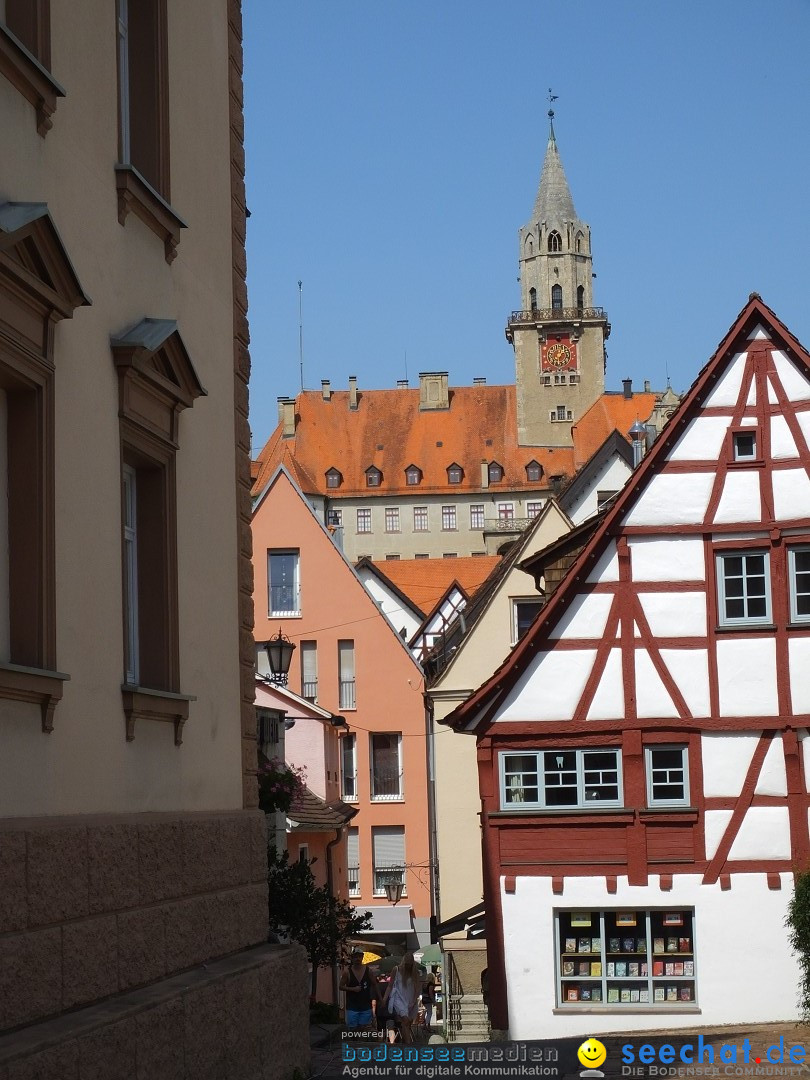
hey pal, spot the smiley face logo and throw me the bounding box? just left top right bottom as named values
left=577, top=1038, right=607, bottom=1070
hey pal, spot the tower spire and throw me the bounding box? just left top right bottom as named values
left=532, top=110, right=577, bottom=224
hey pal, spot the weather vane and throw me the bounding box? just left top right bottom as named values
left=547, top=88, right=559, bottom=136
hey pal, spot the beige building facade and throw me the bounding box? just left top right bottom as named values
left=0, top=3, right=308, bottom=1076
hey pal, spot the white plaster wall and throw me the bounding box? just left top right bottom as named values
left=285, top=718, right=327, bottom=800
left=660, top=650, right=710, bottom=717
left=497, top=649, right=597, bottom=722
left=795, top=411, right=810, bottom=451
left=703, top=352, right=747, bottom=408
left=358, top=571, right=422, bottom=641
left=549, top=593, right=613, bottom=640
left=745, top=381, right=757, bottom=407
left=717, top=639, right=778, bottom=716
left=713, top=471, right=761, bottom=524
left=728, top=807, right=791, bottom=860
left=791, top=639, right=810, bottom=713
left=635, top=651, right=679, bottom=718
left=629, top=538, right=705, bottom=582
left=755, top=735, right=788, bottom=796
left=773, top=352, right=810, bottom=402
left=773, top=469, right=810, bottom=522
left=770, top=415, right=799, bottom=459
left=704, top=810, right=734, bottom=858
left=624, top=474, right=714, bottom=527
left=565, top=455, right=632, bottom=526
left=767, top=377, right=778, bottom=405
left=638, top=593, right=706, bottom=637
left=801, top=731, right=810, bottom=792
left=586, top=649, right=623, bottom=721
left=702, top=732, right=758, bottom=796
left=586, top=542, right=618, bottom=583
left=501, top=873, right=798, bottom=1039
left=668, top=416, right=730, bottom=462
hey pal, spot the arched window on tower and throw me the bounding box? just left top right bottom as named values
left=529, top=287, right=537, bottom=311
left=551, top=284, right=563, bottom=310
left=548, top=230, right=562, bottom=253
left=525, top=235, right=534, bottom=256
left=576, top=285, right=585, bottom=312
left=575, top=231, right=584, bottom=253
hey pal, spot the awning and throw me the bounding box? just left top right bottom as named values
left=357, top=905, right=414, bottom=934
left=419, top=943, right=443, bottom=965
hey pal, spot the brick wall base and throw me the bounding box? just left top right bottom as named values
left=0, top=944, right=309, bottom=1079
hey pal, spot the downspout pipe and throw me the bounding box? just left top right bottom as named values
left=326, top=828, right=343, bottom=1004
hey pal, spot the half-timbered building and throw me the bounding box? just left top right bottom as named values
left=445, top=296, right=809, bottom=1037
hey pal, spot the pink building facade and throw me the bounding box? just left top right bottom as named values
left=252, top=466, right=432, bottom=954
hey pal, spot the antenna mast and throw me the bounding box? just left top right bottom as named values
left=298, top=279, right=304, bottom=392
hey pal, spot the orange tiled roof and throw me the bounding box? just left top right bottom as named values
left=252, top=386, right=576, bottom=498
left=571, top=391, right=657, bottom=469
left=371, top=556, right=500, bottom=613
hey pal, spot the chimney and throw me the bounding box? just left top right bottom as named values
left=643, top=379, right=651, bottom=393
left=622, top=378, right=633, bottom=399
left=277, top=397, right=296, bottom=438
left=397, top=379, right=409, bottom=388
left=473, top=377, right=486, bottom=386
left=348, top=375, right=358, bottom=410
left=480, top=460, right=489, bottom=488
left=321, top=379, right=331, bottom=401
left=418, top=371, right=450, bottom=411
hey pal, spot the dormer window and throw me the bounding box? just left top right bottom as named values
left=326, top=467, right=343, bottom=489
left=488, top=461, right=504, bottom=484
left=447, top=463, right=463, bottom=485
left=548, top=230, right=562, bottom=253
left=405, top=465, right=422, bottom=486
left=365, top=466, right=382, bottom=487
left=526, top=460, right=543, bottom=483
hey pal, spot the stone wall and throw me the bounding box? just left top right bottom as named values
left=0, top=810, right=268, bottom=1033
left=0, top=944, right=309, bottom=1080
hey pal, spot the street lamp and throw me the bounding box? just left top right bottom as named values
left=263, top=628, right=296, bottom=687
left=383, top=870, right=405, bottom=905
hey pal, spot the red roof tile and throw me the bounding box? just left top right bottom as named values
left=371, top=556, right=500, bottom=613
left=571, top=391, right=657, bottom=469
left=253, top=386, right=576, bottom=498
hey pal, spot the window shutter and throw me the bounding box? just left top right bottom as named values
left=338, top=640, right=355, bottom=680
left=373, top=826, right=405, bottom=869
left=347, top=827, right=359, bottom=866
left=301, top=642, right=317, bottom=682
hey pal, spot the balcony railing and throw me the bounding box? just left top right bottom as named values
left=508, top=306, right=607, bottom=325
left=342, top=773, right=358, bottom=801
left=370, top=768, right=403, bottom=801
left=373, top=866, right=406, bottom=898
left=302, top=679, right=318, bottom=701
left=269, top=585, right=300, bottom=615
left=485, top=517, right=533, bottom=532
left=348, top=865, right=360, bottom=897
left=339, top=678, right=356, bottom=710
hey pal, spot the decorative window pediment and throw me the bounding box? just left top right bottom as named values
left=111, top=318, right=206, bottom=447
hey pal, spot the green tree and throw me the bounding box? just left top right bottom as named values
left=786, top=867, right=810, bottom=1019
left=267, top=846, right=372, bottom=998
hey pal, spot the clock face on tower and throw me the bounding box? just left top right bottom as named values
left=546, top=342, right=572, bottom=368
left=541, top=335, right=578, bottom=373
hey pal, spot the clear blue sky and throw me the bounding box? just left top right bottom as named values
left=243, top=0, right=810, bottom=452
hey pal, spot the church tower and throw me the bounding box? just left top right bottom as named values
left=507, top=111, right=610, bottom=446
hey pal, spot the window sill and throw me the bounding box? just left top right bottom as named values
left=370, top=796, right=405, bottom=803
left=121, top=684, right=195, bottom=745
left=0, top=24, right=64, bottom=135
left=270, top=612, right=301, bottom=619
left=553, top=1005, right=700, bottom=1015
left=640, top=806, right=698, bottom=821
left=342, top=795, right=359, bottom=803
left=115, top=165, right=187, bottom=264
left=0, top=662, right=70, bottom=733
left=715, top=622, right=775, bottom=633
left=491, top=807, right=633, bottom=819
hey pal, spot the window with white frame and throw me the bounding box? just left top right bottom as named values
left=500, top=749, right=622, bottom=809
left=370, top=732, right=402, bottom=800
left=716, top=551, right=770, bottom=625
left=372, top=825, right=406, bottom=897
left=512, top=598, right=543, bottom=643
left=441, top=505, right=457, bottom=531
left=338, top=639, right=356, bottom=709
left=405, top=465, right=422, bottom=486
left=527, top=501, right=543, bottom=519
left=357, top=508, right=372, bottom=534
left=497, top=502, right=514, bottom=520
left=268, top=549, right=300, bottom=616
left=732, top=432, right=756, bottom=462
left=385, top=507, right=400, bottom=532
left=300, top=641, right=317, bottom=701
left=366, top=466, right=382, bottom=487
left=341, top=733, right=357, bottom=800
left=789, top=547, right=810, bottom=622
left=488, top=462, right=504, bottom=484
left=413, top=506, right=428, bottom=531
left=645, top=746, right=689, bottom=806
left=470, top=504, right=485, bottom=529
left=447, top=464, right=463, bottom=485
left=327, top=507, right=343, bottom=528
left=326, top=468, right=342, bottom=489
left=347, top=827, right=360, bottom=896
